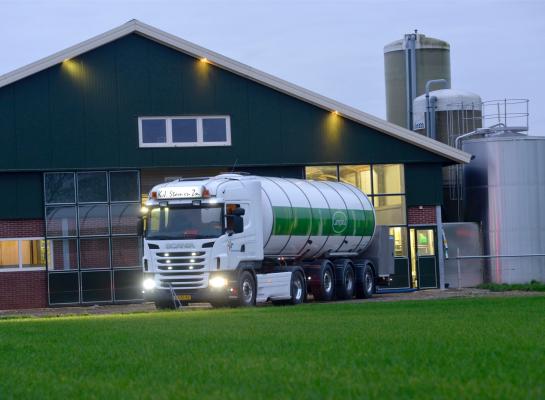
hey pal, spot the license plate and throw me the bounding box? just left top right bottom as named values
left=177, top=294, right=192, bottom=301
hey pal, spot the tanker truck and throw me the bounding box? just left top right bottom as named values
left=140, top=173, right=394, bottom=308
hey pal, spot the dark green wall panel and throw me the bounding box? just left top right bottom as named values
left=0, top=33, right=451, bottom=172
left=0, top=173, right=43, bottom=219
left=405, top=163, right=443, bottom=206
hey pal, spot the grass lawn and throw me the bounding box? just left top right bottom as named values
left=1, top=297, right=544, bottom=400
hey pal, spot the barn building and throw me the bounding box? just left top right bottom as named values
left=0, top=20, right=470, bottom=309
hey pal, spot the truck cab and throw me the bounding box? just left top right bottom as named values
left=141, top=175, right=264, bottom=308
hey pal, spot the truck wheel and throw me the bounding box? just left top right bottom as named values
left=290, top=270, right=306, bottom=305
left=235, top=270, right=256, bottom=307
left=314, top=263, right=335, bottom=301
left=336, top=263, right=355, bottom=300
left=356, top=265, right=375, bottom=299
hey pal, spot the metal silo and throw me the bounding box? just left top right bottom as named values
left=384, top=32, right=451, bottom=129
left=413, top=89, right=482, bottom=222
left=463, top=132, right=545, bottom=284
left=413, top=89, right=482, bottom=143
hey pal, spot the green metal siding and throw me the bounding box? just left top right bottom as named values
left=0, top=173, right=43, bottom=219
left=0, top=33, right=452, bottom=172
left=405, top=163, right=443, bottom=206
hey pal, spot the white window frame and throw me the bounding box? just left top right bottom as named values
left=0, top=237, right=46, bottom=272
left=138, top=116, right=232, bottom=148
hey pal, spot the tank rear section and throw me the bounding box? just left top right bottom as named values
left=257, top=177, right=375, bottom=259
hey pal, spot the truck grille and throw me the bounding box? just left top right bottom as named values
left=153, top=249, right=209, bottom=289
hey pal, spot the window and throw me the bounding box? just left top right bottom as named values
left=77, top=172, right=108, bottom=203
left=47, top=239, right=78, bottom=270
left=44, top=172, right=75, bottom=204
left=0, top=238, right=46, bottom=271
left=373, top=196, right=406, bottom=225
left=305, top=166, right=338, bottom=181
left=390, top=227, right=408, bottom=257
left=138, top=116, right=231, bottom=147
left=339, top=165, right=372, bottom=195
left=373, top=164, right=405, bottom=195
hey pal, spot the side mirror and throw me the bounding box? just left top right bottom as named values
left=226, top=215, right=244, bottom=235
left=233, top=215, right=244, bottom=234
left=137, top=219, right=144, bottom=236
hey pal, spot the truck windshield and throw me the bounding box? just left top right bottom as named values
left=146, top=206, right=223, bottom=240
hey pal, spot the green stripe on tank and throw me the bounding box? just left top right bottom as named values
left=272, top=206, right=374, bottom=237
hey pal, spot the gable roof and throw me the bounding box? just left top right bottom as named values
left=0, top=19, right=471, bottom=164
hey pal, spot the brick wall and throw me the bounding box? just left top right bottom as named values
left=0, top=271, right=47, bottom=310
left=408, top=206, right=437, bottom=225
left=0, top=219, right=45, bottom=238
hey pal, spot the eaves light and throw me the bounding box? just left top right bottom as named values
left=332, top=110, right=339, bottom=116
left=200, top=57, right=208, bottom=63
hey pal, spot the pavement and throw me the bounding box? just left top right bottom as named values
left=1, top=288, right=544, bottom=319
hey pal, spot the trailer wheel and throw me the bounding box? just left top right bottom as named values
left=314, top=263, right=335, bottom=301
left=336, top=263, right=355, bottom=300
left=356, top=264, right=375, bottom=299
left=234, top=270, right=256, bottom=307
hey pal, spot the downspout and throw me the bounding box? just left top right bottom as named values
left=425, top=79, right=448, bottom=138
left=404, top=32, right=418, bottom=130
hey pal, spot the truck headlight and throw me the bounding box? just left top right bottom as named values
left=209, top=276, right=227, bottom=288
left=143, top=278, right=156, bottom=290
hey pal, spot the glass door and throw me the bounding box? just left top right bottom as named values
left=410, top=228, right=438, bottom=289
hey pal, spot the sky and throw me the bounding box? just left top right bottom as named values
left=1, top=0, right=544, bottom=134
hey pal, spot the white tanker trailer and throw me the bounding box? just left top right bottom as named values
left=140, top=174, right=394, bottom=308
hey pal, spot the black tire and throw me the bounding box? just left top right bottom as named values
left=234, top=270, right=256, bottom=307
left=154, top=299, right=175, bottom=310
left=336, top=263, right=355, bottom=300
left=355, top=264, right=375, bottom=299
left=314, top=263, right=335, bottom=301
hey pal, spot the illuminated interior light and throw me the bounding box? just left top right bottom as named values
left=191, top=252, right=197, bottom=256
left=168, top=266, right=172, bottom=270
left=140, top=206, right=149, bottom=214
left=200, top=57, right=208, bottom=63
left=166, top=260, right=171, bottom=264
left=332, top=110, right=339, bottom=115
left=164, top=253, right=169, bottom=257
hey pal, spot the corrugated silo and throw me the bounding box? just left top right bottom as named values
left=384, top=33, right=451, bottom=129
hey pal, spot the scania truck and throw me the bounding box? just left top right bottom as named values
left=141, top=174, right=394, bottom=308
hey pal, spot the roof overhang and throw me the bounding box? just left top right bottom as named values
left=0, top=19, right=471, bottom=164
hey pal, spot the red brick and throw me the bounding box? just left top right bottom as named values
left=0, top=271, right=47, bottom=310
left=408, top=206, right=436, bottom=225
left=0, top=219, right=45, bottom=238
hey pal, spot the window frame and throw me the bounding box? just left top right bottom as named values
left=0, top=237, right=46, bottom=272
left=138, top=116, right=232, bottom=148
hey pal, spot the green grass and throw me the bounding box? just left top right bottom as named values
left=477, top=280, right=545, bottom=292
left=1, top=297, right=544, bottom=400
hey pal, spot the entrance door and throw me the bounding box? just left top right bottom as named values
left=409, top=228, right=438, bottom=289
